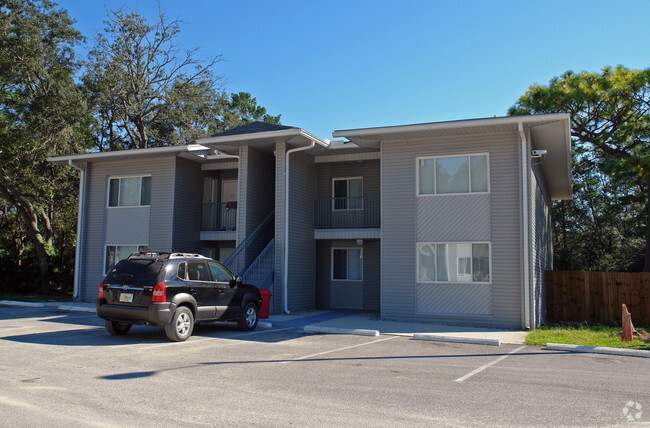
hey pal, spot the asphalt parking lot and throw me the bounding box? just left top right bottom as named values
left=1, top=305, right=649, bottom=427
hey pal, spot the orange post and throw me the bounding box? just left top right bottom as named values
left=620, top=304, right=635, bottom=341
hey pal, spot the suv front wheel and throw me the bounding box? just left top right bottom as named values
left=165, top=306, right=194, bottom=341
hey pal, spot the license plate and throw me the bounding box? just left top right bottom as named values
left=119, top=293, right=133, bottom=303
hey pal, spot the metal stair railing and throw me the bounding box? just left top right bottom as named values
left=241, top=238, right=274, bottom=289
left=222, top=210, right=274, bottom=275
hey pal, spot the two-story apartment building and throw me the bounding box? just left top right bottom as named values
left=49, top=113, right=572, bottom=329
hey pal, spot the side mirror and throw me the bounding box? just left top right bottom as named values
left=229, top=276, right=242, bottom=288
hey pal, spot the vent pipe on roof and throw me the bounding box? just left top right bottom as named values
left=282, top=141, right=316, bottom=314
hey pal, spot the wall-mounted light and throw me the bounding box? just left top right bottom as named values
left=356, top=239, right=363, bottom=246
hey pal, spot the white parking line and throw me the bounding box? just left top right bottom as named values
left=138, top=327, right=295, bottom=350
left=280, top=335, right=399, bottom=364
left=454, top=345, right=527, bottom=383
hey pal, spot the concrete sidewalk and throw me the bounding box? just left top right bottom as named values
left=0, top=300, right=528, bottom=344
left=268, top=310, right=528, bottom=344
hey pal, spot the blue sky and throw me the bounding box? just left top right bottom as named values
left=56, top=0, right=650, bottom=141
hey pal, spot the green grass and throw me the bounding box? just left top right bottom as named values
left=526, top=324, right=650, bottom=350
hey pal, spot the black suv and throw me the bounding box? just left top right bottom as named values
left=97, top=252, right=262, bottom=341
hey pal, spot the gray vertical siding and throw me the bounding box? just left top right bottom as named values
left=78, top=156, right=176, bottom=302
left=316, top=160, right=380, bottom=198
left=241, top=146, right=275, bottom=267
left=531, top=166, right=552, bottom=326
left=286, top=150, right=317, bottom=311
left=273, top=142, right=287, bottom=314
left=381, top=131, right=524, bottom=328
left=173, top=157, right=203, bottom=252
left=315, top=239, right=380, bottom=311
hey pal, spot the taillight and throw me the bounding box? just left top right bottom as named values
left=152, top=282, right=166, bottom=302
left=99, top=281, right=104, bottom=298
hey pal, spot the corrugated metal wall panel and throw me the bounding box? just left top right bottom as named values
left=381, top=132, right=523, bottom=328
left=78, top=156, right=175, bottom=302
left=172, top=157, right=202, bottom=252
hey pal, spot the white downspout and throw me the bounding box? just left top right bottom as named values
left=282, top=141, right=315, bottom=314
left=68, top=160, right=86, bottom=301
left=518, top=123, right=532, bottom=329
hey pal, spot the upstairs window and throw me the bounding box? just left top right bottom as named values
left=108, top=176, right=151, bottom=207
left=418, top=154, right=488, bottom=195
left=333, top=177, right=363, bottom=210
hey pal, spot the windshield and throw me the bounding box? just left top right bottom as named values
left=105, top=259, right=164, bottom=286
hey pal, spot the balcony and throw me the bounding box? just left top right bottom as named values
left=314, top=195, right=380, bottom=229
left=201, top=201, right=237, bottom=231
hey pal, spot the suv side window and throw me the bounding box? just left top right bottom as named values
left=187, top=261, right=211, bottom=282
left=176, top=262, right=187, bottom=280
left=208, top=261, right=233, bottom=283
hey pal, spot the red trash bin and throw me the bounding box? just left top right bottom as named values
left=258, top=288, right=272, bottom=319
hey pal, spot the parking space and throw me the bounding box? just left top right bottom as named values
left=1, top=305, right=649, bottom=426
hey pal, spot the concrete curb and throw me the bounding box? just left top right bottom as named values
left=545, top=343, right=650, bottom=359
left=0, top=300, right=45, bottom=308
left=57, top=305, right=96, bottom=313
left=257, top=321, right=272, bottom=329
left=413, top=333, right=501, bottom=347
left=304, top=325, right=380, bottom=337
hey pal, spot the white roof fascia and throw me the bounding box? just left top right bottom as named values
left=196, top=128, right=328, bottom=147
left=47, top=144, right=212, bottom=164
left=332, top=113, right=570, bottom=139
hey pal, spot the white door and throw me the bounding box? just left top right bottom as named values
left=221, top=180, right=238, bottom=230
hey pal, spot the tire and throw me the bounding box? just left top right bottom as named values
left=165, top=306, right=194, bottom=342
left=105, top=319, right=132, bottom=336
left=238, top=301, right=258, bottom=331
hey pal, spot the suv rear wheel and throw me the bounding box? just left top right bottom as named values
left=105, top=320, right=132, bottom=336
left=238, top=301, right=258, bottom=331
left=165, top=306, right=194, bottom=341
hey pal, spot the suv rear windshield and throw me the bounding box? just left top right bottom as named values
left=105, top=259, right=164, bottom=286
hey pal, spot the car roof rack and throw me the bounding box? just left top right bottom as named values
left=127, top=252, right=209, bottom=260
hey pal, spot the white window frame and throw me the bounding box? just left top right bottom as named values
left=331, top=247, right=363, bottom=282
left=104, top=244, right=149, bottom=274
left=416, top=241, right=492, bottom=284
left=332, top=177, right=363, bottom=211
left=416, top=153, right=490, bottom=196
left=107, top=175, right=152, bottom=208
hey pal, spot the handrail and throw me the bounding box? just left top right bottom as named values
left=223, top=210, right=274, bottom=273
left=241, top=238, right=275, bottom=286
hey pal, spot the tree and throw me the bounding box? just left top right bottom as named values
left=218, top=91, right=281, bottom=131
left=83, top=6, right=224, bottom=150
left=509, top=65, right=650, bottom=271
left=0, top=0, right=91, bottom=292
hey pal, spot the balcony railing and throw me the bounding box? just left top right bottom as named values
left=201, top=201, right=237, bottom=231
left=314, top=195, right=380, bottom=229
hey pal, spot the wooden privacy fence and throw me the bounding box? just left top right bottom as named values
left=546, top=271, right=650, bottom=325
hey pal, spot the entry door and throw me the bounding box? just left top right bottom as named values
left=221, top=180, right=237, bottom=230
left=203, top=179, right=218, bottom=229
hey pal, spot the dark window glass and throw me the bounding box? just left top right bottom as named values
left=141, top=176, right=151, bottom=205
left=333, top=249, right=347, bottom=279
left=108, top=179, right=120, bottom=207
